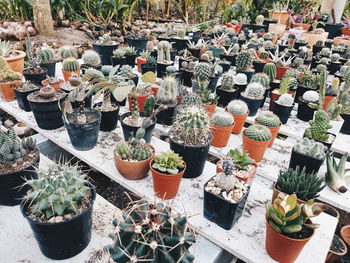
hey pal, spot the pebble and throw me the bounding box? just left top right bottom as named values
left=54, top=216, right=63, bottom=223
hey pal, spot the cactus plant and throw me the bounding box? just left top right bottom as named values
left=99, top=34, right=112, bottom=44
left=255, top=15, right=265, bottom=25
left=294, top=137, right=326, bottom=160
left=115, top=141, right=153, bottom=161
left=211, top=111, right=234, bottom=127
left=325, top=152, right=349, bottom=193
left=304, top=109, right=332, bottom=142
left=235, top=73, right=248, bottom=85
left=62, top=57, right=80, bottom=72
left=157, top=41, right=172, bottom=62
left=263, top=63, right=276, bottom=81
left=236, top=50, right=253, bottom=71
left=25, top=35, right=41, bottom=69
left=315, top=40, right=324, bottom=47
left=227, top=100, right=249, bottom=115
left=0, top=56, right=21, bottom=82
left=123, top=46, right=137, bottom=56
left=59, top=46, right=77, bottom=59
left=119, top=65, right=134, bottom=78
left=166, top=65, right=177, bottom=74
left=276, top=93, right=294, bottom=106
left=113, top=49, right=126, bottom=58
left=251, top=73, right=270, bottom=88
left=82, top=50, right=101, bottom=66
left=152, top=150, right=185, bottom=174
left=221, top=72, right=235, bottom=90
left=194, top=63, right=212, bottom=81
left=330, top=53, right=340, bottom=63
left=182, top=92, right=203, bottom=107
left=198, top=81, right=219, bottom=105
left=256, top=113, right=280, bottom=127
left=303, top=90, right=319, bottom=102
left=0, top=40, right=12, bottom=57
left=242, top=82, right=265, bottom=99
left=38, top=46, right=55, bottom=63
left=244, top=124, right=272, bottom=141
left=157, top=76, right=178, bottom=104
left=177, top=29, right=186, bottom=38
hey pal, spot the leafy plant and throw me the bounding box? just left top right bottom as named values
left=152, top=151, right=185, bottom=174
left=325, top=152, right=349, bottom=194
left=227, top=148, right=254, bottom=170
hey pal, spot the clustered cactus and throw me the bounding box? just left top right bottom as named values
left=221, top=72, right=235, bottom=90
left=244, top=124, right=272, bottom=141
left=236, top=50, right=253, bottom=71
left=157, top=76, right=178, bottom=104
left=62, top=57, right=80, bottom=72
left=304, top=110, right=332, bottom=142
left=99, top=34, right=112, bottom=44
left=106, top=199, right=195, bottom=262
left=59, top=45, right=77, bottom=59
left=113, top=49, right=126, bottom=58
left=181, top=61, right=196, bottom=71
left=294, top=137, right=326, bottom=160
left=37, top=46, right=55, bottom=63
left=0, top=56, right=21, bottom=82
left=242, top=82, right=265, bottom=99
left=211, top=111, right=234, bottom=127
left=82, top=50, right=101, bottom=66
left=227, top=100, right=249, bottom=115
left=152, top=151, right=185, bottom=174
left=256, top=113, right=280, bottom=127
left=115, top=140, right=153, bottom=161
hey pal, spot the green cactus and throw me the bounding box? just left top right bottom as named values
left=292, top=58, right=304, bottom=68
left=227, top=148, right=254, bottom=170
left=255, top=14, right=265, bottom=25
left=112, top=49, right=125, bottom=58
left=99, top=34, right=112, bottom=44
left=38, top=86, right=56, bottom=99
left=279, top=76, right=293, bottom=95
left=166, top=65, right=177, bottom=74
left=115, top=142, right=132, bottom=159
left=198, top=80, right=219, bottom=105
left=157, top=76, right=178, bottom=104
left=38, top=46, right=55, bottom=63
left=221, top=72, right=235, bottom=90
left=132, top=144, right=153, bottom=160
left=256, top=113, right=280, bottom=127
left=243, top=82, right=265, bottom=99
left=244, top=124, right=272, bottom=141
left=263, top=63, right=276, bottom=82
left=227, top=99, right=248, bottom=115
left=224, top=38, right=232, bottom=46
left=315, top=40, right=324, bottom=47
left=59, top=45, right=77, bottom=59
left=236, top=50, right=253, bottom=71
left=115, top=134, right=153, bottom=161
left=211, top=111, right=234, bottom=127
left=251, top=73, right=270, bottom=88
left=0, top=56, right=21, bottom=82
left=304, top=110, right=332, bottom=142
left=82, top=50, right=101, bottom=66
left=294, top=137, right=326, bottom=160
left=152, top=150, right=185, bottom=174
left=194, top=63, right=212, bottom=81
left=276, top=94, right=294, bottom=106
left=144, top=95, right=155, bottom=117
left=325, top=152, right=349, bottom=193
left=259, top=50, right=270, bottom=59
left=119, top=65, right=134, bottom=78
left=182, top=92, right=203, bottom=107
left=62, top=57, right=80, bottom=72
left=123, top=46, right=137, bottom=56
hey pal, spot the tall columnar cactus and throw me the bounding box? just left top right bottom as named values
left=263, top=63, right=276, bottom=81
left=236, top=50, right=253, bottom=71
left=143, top=95, right=155, bottom=117
left=106, top=199, right=196, bottom=263
left=82, top=50, right=101, bottom=66
left=0, top=128, right=36, bottom=165
left=0, top=56, right=21, bottom=82
left=318, top=68, right=327, bottom=106
left=256, top=113, right=280, bottom=127
left=251, top=73, right=270, bottom=88
left=221, top=72, right=235, bottom=90
left=304, top=110, right=332, bottom=142
left=211, top=111, right=234, bottom=127
left=23, top=163, right=90, bottom=219
left=38, top=46, right=55, bottom=63
left=59, top=45, right=77, bottom=59
left=157, top=41, right=172, bottom=62
left=194, top=63, right=212, bottom=81
left=157, top=76, right=178, bottom=104
left=227, top=100, right=248, bottom=115
left=294, top=137, right=326, bottom=160
left=62, top=57, right=80, bottom=72
left=244, top=124, right=272, bottom=141
left=243, top=82, right=265, bottom=99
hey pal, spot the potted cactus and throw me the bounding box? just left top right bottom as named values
left=234, top=73, right=248, bottom=94
left=105, top=198, right=195, bottom=261
left=250, top=72, right=271, bottom=107
left=0, top=40, right=26, bottom=74
left=180, top=60, right=196, bottom=86
left=204, top=157, right=250, bottom=230
left=92, top=34, right=119, bottom=65
left=81, top=50, right=102, bottom=73
left=192, top=62, right=212, bottom=91
left=0, top=56, right=22, bottom=101
left=255, top=113, right=281, bottom=147
left=297, top=90, right=319, bottom=122
left=289, top=137, right=327, bottom=174
left=155, top=76, right=178, bottom=125
left=273, top=93, right=295, bottom=124
left=111, top=49, right=126, bottom=67
left=27, top=86, right=67, bottom=130
left=216, top=72, right=238, bottom=106
left=125, top=31, right=149, bottom=53
left=20, top=163, right=96, bottom=259
left=265, top=193, right=322, bottom=263
left=329, top=53, right=342, bottom=75
left=269, top=75, right=294, bottom=111
left=219, top=44, right=239, bottom=64
left=136, top=50, right=149, bottom=72
left=38, top=46, right=56, bottom=77
left=187, top=39, right=201, bottom=59
left=156, top=41, right=174, bottom=78
left=141, top=55, right=157, bottom=74
left=169, top=106, right=211, bottom=178
left=62, top=57, right=80, bottom=81
left=226, top=99, right=249, bottom=134
left=123, top=46, right=137, bottom=67
left=0, top=128, right=39, bottom=206
left=14, top=81, right=40, bottom=112
left=242, top=124, right=272, bottom=162
left=210, top=111, right=234, bottom=147
left=150, top=150, right=186, bottom=199
left=240, top=82, right=266, bottom=116
left=325, top=151, right=349, bottom=194
left=59, top=45, right=78, bottom=60
left=236, top=49, right=255, bottom=82
left=253, top=49, right=270, bottom=73
left=119, top=64, right=139, bottom=86
left=197, top=81, right=219, bottom=115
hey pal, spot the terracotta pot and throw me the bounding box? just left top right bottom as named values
left=5, top=50, right=26, bottom=74
left=323, top=95, right=336, bottom=110
left=211, top=124, right=234, bottom=148
left=340, top=225, right=350, bottom=251
left=150, top=159, right=186, bottom=199
left=62, top=70, right=80, bottom=81
left=325, top=234, right=347, bottom=263
left=276, top=66, right=289, bottom=79
left=114, top=145, right=155, bottom=180
left=266, top=124, right=281, bottom=147
left=151, top=86, right=159, bottom=97
left=270, top=11, right=290, bottom=25
left=342, top=28, right=350, bottom=36
left=242, top=130, right=271, bottom=162
left=226, top=108, right=248, bottom=134
left=136, top=57, right=147, bottom=73
left=216, top=160, right=257, bottom=184
left=0, top=80, right=22, bottom=102
left=292, top=23, right=311, bottom=31
left=128, top=92, right=153, bottom=112
left=42, top=79, right=64, bottom=90
left=204, top=104, right=217, bottom=116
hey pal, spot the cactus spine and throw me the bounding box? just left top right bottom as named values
left=194, top=63, right=212, bottom=81
left=251, top=73, right=270, bottom=88
left=157, top=76, right=178, bottom=104
left=221, top=72, right=235, bottom=90
left=304, top=110, right=332, bottom=142
left=236, top=50, right=253, bottom=71
left=59, top=46, right=77, bottom=59
left=243, top=82, right=265, bottom=99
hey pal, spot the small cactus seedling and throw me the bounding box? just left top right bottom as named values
left=227, top=100, right=249, bottom=115
left=244, top=124, right=272, bottom=141
left=152, top=150, right=185, bottom=174
left=304, top=110, right=332, bottom=142
left=99, top=34, right=112, bottom=44
left=211, top=111, right=234, bottom=127
left=256, top=113, right=280, bottom=128
left=294, top=137, right=326, bottom=160
left=82, top=50, right=101, bottom=66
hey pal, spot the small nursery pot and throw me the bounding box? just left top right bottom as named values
left=114, top=145, right=155, bottom=180
left=303, top=132, right=336, bottom=151
left=265, top=219, right=314, bottom=263
left=94, top=102, right=119, bottom=132
left=229, top=111, right=249, bottom=134
left=273, top=102, right=294, bottom=124
left=297, top=97, right=316, bottom=122
left=295, top=86, right=313, bottom=101
left=0, top=80, right=22, bottom=101
left=125, top=38, right=148, bottom=53
left=169, top=135, right=212, bottom=179
left=150, top=159, right=186, bottom=199
left=41, top=79, right=64, bottom=90
left=203, top=104, right=217, bottom=116
left=269, top=89, right=294, bottom=111
left=325, top=234, right=347, bottom=263
left=125, top=54, right=137, bottom=68
left=40, top=61, right=56, bottom=77
left=157, top=62, right=174, bottom=78
left=120, top=112, right=156, bottom=143
left=216, top=86, right=238, bottom=107
left=155, top=103, right=176, bottom=126
left=216, top=160, right=257, bottom=184
left=203, top=177, right=250, bottom=230
left=253, top=60, right=266, bottom=73
left=64, top=109, right=101, bottom=151
left=20, top=187, right=96, bottom=260
left=14, top=86, right=40, bottom=112
left=234, top=83, right=247, bottom=94
left=340, top=225, right=350, bottom=251
left=111, top=56, right=126, bottom=67
left=180, top=70, right=194, bottom=87
left=211, top=124, right=234, bottom=148
left=289, top=148, right=325, bottom=174
left=240, top=93, right=263, bottom=116
left=127, top=92, right=153, bottom=112
left=340, top=114, right=350, bottom=135
left=266, top=123, right=281, bottom=147
left=141, top=64, right=157, bottom=74
left=0, top=150, right=39, bottom=206
left=93, top=42, right=119, bottom=65
left=276, top=65, right=289, bottom=79
left=242, top=130, right=271, bottom=162
left=23, top=67, right=48, bottom=86
left=62, top=70, right=80, bottom=81
left=328, top=62, right=341, bottom=75
left=219, top=53, right=235, bottom=64
left=136, top=57, right=146, bottom=72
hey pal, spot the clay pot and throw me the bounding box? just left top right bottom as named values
left=62, top=70, right=80, bottom=81
left=150, top=159, right=186, bottom=199
left=266, top=123, right=281, bottom=147
left=342, top=27, right=350, bottom=36
left=42, top=79, right=64, bottom=90
left=325, top=234, right=347, bottom=263
left=0, top=80, right=22, bottom=101
left=340, top=225, right=350, bottom=251
left=217, top=160, right=257, bottom=184
left=5, top=50, right=26, bottom=74
left=316, top=203, right=339, bottom=219
left=276, top=65, right=289, bottom=79
left=227, top=110, right=248, bottom=134
left=114, top=145, right=155, bottom=180
left=204, top=104, right=217, bottom=116
left=128, top=92, right=153, bottom=112
left=242, top=130, right=271, bottom=162
left=136, top=57, right=147, bottom=72
left=266, top=219, right=314, bottom=263
left=211, top=124, right=234, bottom=148
left=323, top=95, right=336, bottom=110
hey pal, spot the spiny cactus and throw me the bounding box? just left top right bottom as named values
left=244, top=124, right=272, bottom=141
left=99, top=34, right=112, bottom=44
left=113, top=49, right=126, bottom=58
left=62, top=57, right=80, bottom=72
left=157, top=41, right=172, bottom=62
left=82, top=50, right=101, bottom=66
left=106, top=198, right=195, bottom=262
left=256, top=113, right=280, bottom=127
left=263, top=63, right=276, bottom=81
left=59, top=45, right=77, bottom=59
left=123, top=46, right=137, bottom=56
left=194, top=63, right=212, bottom=81
left=166, top=65, right=177, bottom=74
left=211, top=111, right=234, bottom=127
left=251, top=73, right=270, bottom=88
left=38, top=46, right=55, bottom=63
left=304, top=110, right=332, bottom=142
left=221, top=72, right=235, bottom=90
left=276, top=93, right=294, bottom=106
left=143, top=95, right=155, bottom=117
left=23, top=163, right=90, bottom=219
left=227, top=99, right=248, bottom=115
left=303, top=90, right=319, bottom=102
left=259, top=50, right=270, bottom=59
left=115, top=141, right=153, bottom=161
left=198, top=80, right=218, bottom=105
left=320, top=47, right=331, bottom=57
left=152, top=151, right=185, bottom=174
left=235, top=73, right=248, bottom=85
left=0, top=56, right=21, bottom=82
left=236, top=50, right=253, bottom=71
left=242, top=82, right=265, bottom=99
left=157, top=76, right=178, bottom=104
left=224, top=38, right=231, bottom=46
left=182, top=92, right=203, bottom=107
left=0, top=128, right=36, bottom=165
left=0, top=40, right=12, bottom=57
left=294, top=137, right=326, bottom=160
left=38, top=86, right=56, bottom=99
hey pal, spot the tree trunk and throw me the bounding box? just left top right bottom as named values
left=32, top=0, right=54, bottom=36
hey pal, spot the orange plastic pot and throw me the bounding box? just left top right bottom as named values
left=266, top=219, right=314, bottom=263
left=267, top=124, right=281, bottom=147
left=151, top=86, right=159, bottom=97
left=269, top=90, right=294, bottom=111
left=5, top=51, right=26, bottom=74
left=276, top=66, right=289, bottom=79
left=41, top=79, right=64, bottom=90
left=0, top=80, right=22, bottom=102
left=150, top=159, right=186, bottom=200
left=216, top=160, right=257, bottom=184
left=341, top=225, right=350, bottom=251
left=323, top=95, right=336, bottom=110
left=204, top=104, right=216, bottom=116
left=114, top=145, right=155, bottom=180
left=136, top=57, right=147, bottom=73
left=211, top=124, right=234, bottom=148
left=342, top=28, right=350, bottom=36
left=62, top=70, right=80, bottom=81
left=128, top=92, right=153, bottom=112
left=242, top=130, right=271, bottom=162
left=226, top=108, right=248, bottom=134
left=325, top=235, right=347, bottom=263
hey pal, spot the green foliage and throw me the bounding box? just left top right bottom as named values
left=244, top=124, right=272, bottom=142
left=263, top=63, right=276, bottom=81
left=152, top=151, right=185, bottom=174
left=304, top=110, right=332, bottom=142
left=143, top=95, right=155, bottom=117
left=325, top=152, right=349, bottom=194
left=256, top=113, right=280, bottom=128
left=294, top=137, right=326, bottom=160
left=123, top=46, right=136, bottom=56
left=62, top=57, right=80, bottom=72
left=0, top=0, right=32, bottom=20
left=227, top=99, right=248, bottom=115
left=251, top=73, right=270, bottom=88
left=115, top=141, right=153, bottom=161
left=227, top=148, right=254, bottom=170
left=119, top=65, right=134, bottom=78
left=279, top=76, right=292, bottom=95
left=211, top=111, right=233, bottom=127
left=297, top=70, right=319, bottom=90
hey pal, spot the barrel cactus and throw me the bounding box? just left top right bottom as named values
left=294, top=137, right=326, bottom=160
left=263, top=63, right=276, bottom=81
left=38, top=46, right=55, bottom=63
left=62, top=57, right=80, bottom=72
left=82, top=50, right=101, bottom=66
left=227, top=100, right=248, bottom=115
left=244, top=124, right=272, bottom=141
left=242, top=82, right=265, bottom=99
left=235, top=73, right=248, bottom=85
left=303, top=90, right=319, bottom=103
left=221, top=72, right=235, bottom=90
left=330, top=53, right=340, bottom=63
left=304, top=110, right=332, bottom=142
left=166, top=65, right=177, bottom=74
left=194, top=63, right=212, bottom=81
left=177, top=29, right=186, bottom=38
left=211, top=111, right=234, bottom=127
left=157, top=76, right=178, bottom=104
left=59, top=45, right=77, bottom=59
left=236, top=50, right=252, bottom=71
left=256, top=113, right=280, bottom=128
left=276, top=93, right=294, bottom=106
left=182, top=92, right=203, bottom=107
left=251, top=73, right=270, bottom=88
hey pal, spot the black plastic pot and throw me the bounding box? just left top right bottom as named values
left=340, top=114, right=350, bottom=135
left=260, top=87, right=271, bottom=108
left=303, top=132, right=336, bottom=151
left=92, top=42, right=119, bottom=65
left=270, top=80, right=280, bottom=91
left=171, top=38, right=190, bottom=51
left=141, top=64, right=156, bottom=74
left=0, top=151, right=39, bottom=206
left=64, top=109, right=101, bottom=151
left=297, top=97, right=316, bottom=122
left=219, top=62, right=231, bottom=73
left=188, top=48, right=201, bottom=58
left=216, top=86, right=238, bottom=107
left=240, top=93, right=262, bottom=116
left=251, top=24, right=267, bottom=32
left=111, top=56, right=126, bottom=67
left=23, top=67, right=48, bottom=86
left=125, top=54, right=137, bottom=68
left=253, top=60, right=266, bottom=73
left=220, top=53, right=236, bottom=65
left=169, top=135, right=212, bottom=179
left=236, top=69, right=255, bottom=83
left=180, top=69, right=194, bottom=87
left=295, top=85, right=313, bottom=103
left=204, top=179, right=250, bottom=230
left=155, top=103, right=176, bottom=126
left=279, top=44, right=288, bottom=53
left=312, top=46, right=323, bottom=55
left=94, top=102, right=119, bottom=131
left=273, top=102, right=294, bottom=124
left=60, top=89, right=92, bottom=109
left=328, top=62, right=341, bottom=75
left=80, top=64, right=102, bottom=75
left=208, top=74, right=220, bottom=92
left=127, top=74, right=139, bottom=86
left=234, top=83, right=247, bottom=94
left=323, top=23, right=343, bottom=39
left=120, top=112, right=156, bottom=143
left=14, top=88, right=39, bottom=112
left=125, top=38, right=148, bottom=53
left=20, top=187, right=96, bottom=260
left=238, top=39, right=246, bottom=46
left=289, top=148, right=325, bottom=174
left=263, top=19, right=278, bottom=27
left=157, top=62, right=174, bottom=78
left=40, top=61, right=56, bottom=77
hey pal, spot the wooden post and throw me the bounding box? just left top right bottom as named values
left=32, top=0, right=54, bottom=36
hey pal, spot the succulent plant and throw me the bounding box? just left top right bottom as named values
left=304, top=110, right=332, bottom=142
left=276, top=93, right=294, bottom=106
left=182, top=92, right=203, bottom=107
left=236, top=50, right=253, bottom=71
left=256, top=113, right=280, bottom=127
left=259, top=50, right=270, bottom=59
left=105, top=198, right=195, bottom=262
left=152, top=150, right=185, bottom=174
left=234, top=73, right=248, bottom=85
left=62, top=57, right=80, bottom=72
left=25, top=35, right=41, bottom=69
left=266, top=193, right=321, bottom=235
left=303, top=90, right=319, bottom=102
left=276, top=166, right=326, bottom=201
left=99, top=34, right=112, bottom=44
left=82, top=50, right=101, bottom=66
left=115, top=141, right=153, bottom=161
left=294, top=137, right=326, bottom=160
left=227, top=148, right=254, bottom=170
left=315, top=40, right=324, bottom=47
left=320, top=47, right=331, bottom=57
left=242, top=82, right=265, bottom=99
left=200, top=51, right=214, bottom=62
left=292, top=57, right=304, bottom=68
left=263, top=63, right=276, bottom=81
left=157, top=76, right=178, bottom=104
left=123, top=46, right=137, bottom=56
left=166, top=65, right=177, bottom=74
left=59, top=45, right=77, bottom=59
left=177, top=28, right=186, bottom=38
left=23, top=163, right=90, bottom=219
left=297, top=70, right=319, bottom=90
left=113, top=49, right=126, bottom=58
left=244, top=124, right=272, bottom=141
left=0, top=56, right=21, bottom=82
left=157, top=41, right=172, bottom=62
left=325, top=152, right=349, bottom=193
left=339, top=65, right=348, bottom=76
left=221, top=72, right=235, bottom=90
left=197, top=81, right=218, bottom=105
left=37, top=46, right=55, bottom=63
left=194, top=63, right=212, bottom=81
left=0, top=40, right=12, bottom=57
left=227, top=99, right=248, bottom=115
left=251, top=73, right=270, bottom=88
left=119, top=65, right=134, bottom=78
left=211, top=111, right=234, bottom=127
